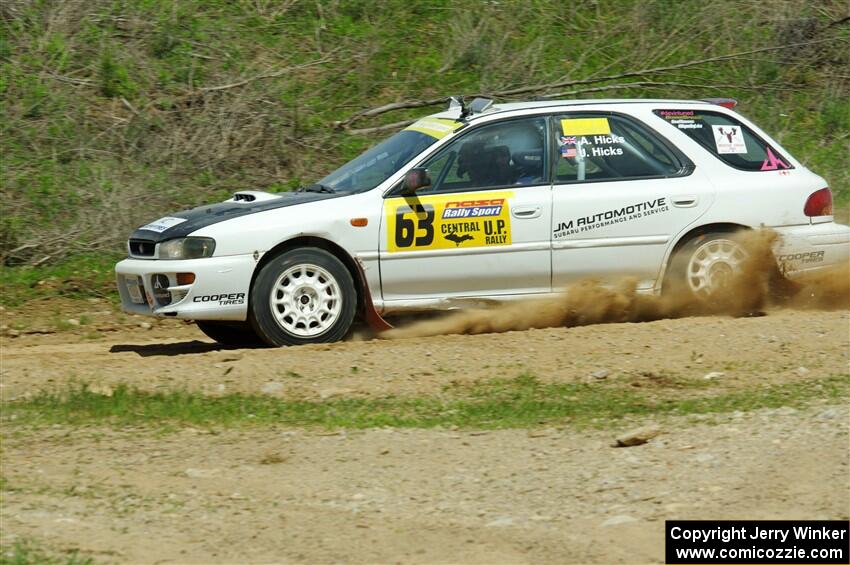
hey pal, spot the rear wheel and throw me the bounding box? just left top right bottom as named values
left=196, top=321, right=264, bottom=347
left=667, top=232, right=748, bottom=297
left=249, top=248, right=357, bottom=346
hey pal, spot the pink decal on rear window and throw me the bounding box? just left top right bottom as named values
left=761, top=147, right=790, bottom=171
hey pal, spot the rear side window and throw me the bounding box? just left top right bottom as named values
left=553, top=113, right=688, bottom=183
left=654, top=109, right=792, bottom=171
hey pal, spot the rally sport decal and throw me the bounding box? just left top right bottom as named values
left=385, top=192, right=513, bottom=252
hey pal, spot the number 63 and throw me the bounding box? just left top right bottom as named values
left=395, top=204, right=435, bottom=248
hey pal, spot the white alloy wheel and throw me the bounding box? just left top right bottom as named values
left=685, top=237, right=748, bottom=295
left=269, top=263, right=342, bottom=337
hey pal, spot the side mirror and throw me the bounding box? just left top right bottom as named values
left=401, top=167, right=431, bottom=195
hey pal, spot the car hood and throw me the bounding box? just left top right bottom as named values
left=129, top=191, right=342, bottom=242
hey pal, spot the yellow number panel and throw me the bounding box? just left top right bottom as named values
left=386, top=191, right=514, bottom=252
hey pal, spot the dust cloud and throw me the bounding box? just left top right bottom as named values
left=383, top=230, right=849, bottom=339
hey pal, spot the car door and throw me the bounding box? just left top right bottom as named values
left=550, top=112, right=714, bottom=289
left=380, top=116, right=552, bottom=302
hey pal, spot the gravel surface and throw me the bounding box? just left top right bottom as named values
left=1, top=406, right=847, bottom=563
left=1, top=310, right=847, bottom=401
left=1, top=307, right=848, bottom=563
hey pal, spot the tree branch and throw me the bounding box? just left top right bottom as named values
left=336, top=38, right=835, bottom=129
left=346, top=119, right=418, bottom=136
left=333, top=96, right=452, bottom=128
left=199, top=52, right=336, bottom=93
left=340, top=80, right=800, bottom=136
left=538, top=80, right=800, bottom=100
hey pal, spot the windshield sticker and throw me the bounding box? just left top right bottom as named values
left=711, top=125, right=747, bottom=154
left=386, top=191, right=513, bottom=252
left=561, top=117, right=611, bottom=136
left=657, top=110, right=704, bottom=130
left=405, top=117, right=462, bottom=140
left=139, top=216, right=188, bottom=233
left=760, top=147, right=790, bottom=171
left=553, top=198, right=669, bottom=239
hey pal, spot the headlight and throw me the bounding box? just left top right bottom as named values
left=158, top=237, right=216, bottom=259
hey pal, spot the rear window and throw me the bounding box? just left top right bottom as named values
left=653, top=109, right=792, bottom=171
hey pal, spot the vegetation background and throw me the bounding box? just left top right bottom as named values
left=1, top=0, right=848, bottom=300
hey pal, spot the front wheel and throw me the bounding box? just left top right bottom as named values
left=249, top=248, right=357, bottom=346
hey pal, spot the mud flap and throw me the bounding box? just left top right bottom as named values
left=352, top=260, right=393, bottom=332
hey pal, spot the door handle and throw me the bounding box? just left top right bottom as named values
left=511, top=206, right=542, bottom=219
left=671, top=195, right=698, bottom=208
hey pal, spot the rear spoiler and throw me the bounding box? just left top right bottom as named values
left=700, top=98, right=737, bottom=109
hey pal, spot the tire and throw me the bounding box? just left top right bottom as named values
left=196, top=321, right=264, bottom=347
left=665, top=232, right=748, bottom=298
left=249, top=247, right=357, bottom=346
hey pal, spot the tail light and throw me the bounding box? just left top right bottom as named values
left=804, top=188, right=833, bottom=217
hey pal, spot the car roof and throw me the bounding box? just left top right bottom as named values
left=428, top=98, right=720, bottom=121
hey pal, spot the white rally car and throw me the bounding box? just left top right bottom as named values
left=116, top=97, right=849, bottom=346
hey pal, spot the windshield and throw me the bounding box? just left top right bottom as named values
left=317, top=130, right=440, bottom=193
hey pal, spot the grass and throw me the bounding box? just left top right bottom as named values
left=3, top=373, right=847, bottom=430
left=0, top=253, right=121, bottom=306
left=0, top=541, right=93, bottom=565
left=1, top=0, right=848, bottom=270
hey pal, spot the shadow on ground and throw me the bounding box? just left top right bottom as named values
left=109, top=340, right=243, bottom=356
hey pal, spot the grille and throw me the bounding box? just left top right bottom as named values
left=129, top=239, right=156, bottom=258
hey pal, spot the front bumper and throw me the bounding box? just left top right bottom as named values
left=115, top=254, right=257, bottom=321
left=773, top=221, right=850, bottom=276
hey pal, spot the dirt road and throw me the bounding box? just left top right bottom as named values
left=1, top=308, right=848, bottom=563
left=1, top=310, right=848, bottom=401
left=2, top=405, right=847, bottom=564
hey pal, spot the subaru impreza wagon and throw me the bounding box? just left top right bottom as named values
left=115, top=97, right=849, bottom=345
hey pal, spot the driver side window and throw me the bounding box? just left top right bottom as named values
left=420, top=117, right=548, bottom=194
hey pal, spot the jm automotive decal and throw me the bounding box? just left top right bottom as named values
left=553, top=198, right=669, bottom=238
left=386, top=192, right=513, bottom=252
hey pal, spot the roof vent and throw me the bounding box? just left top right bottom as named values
left=455, top=97, right=495, bottom=121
